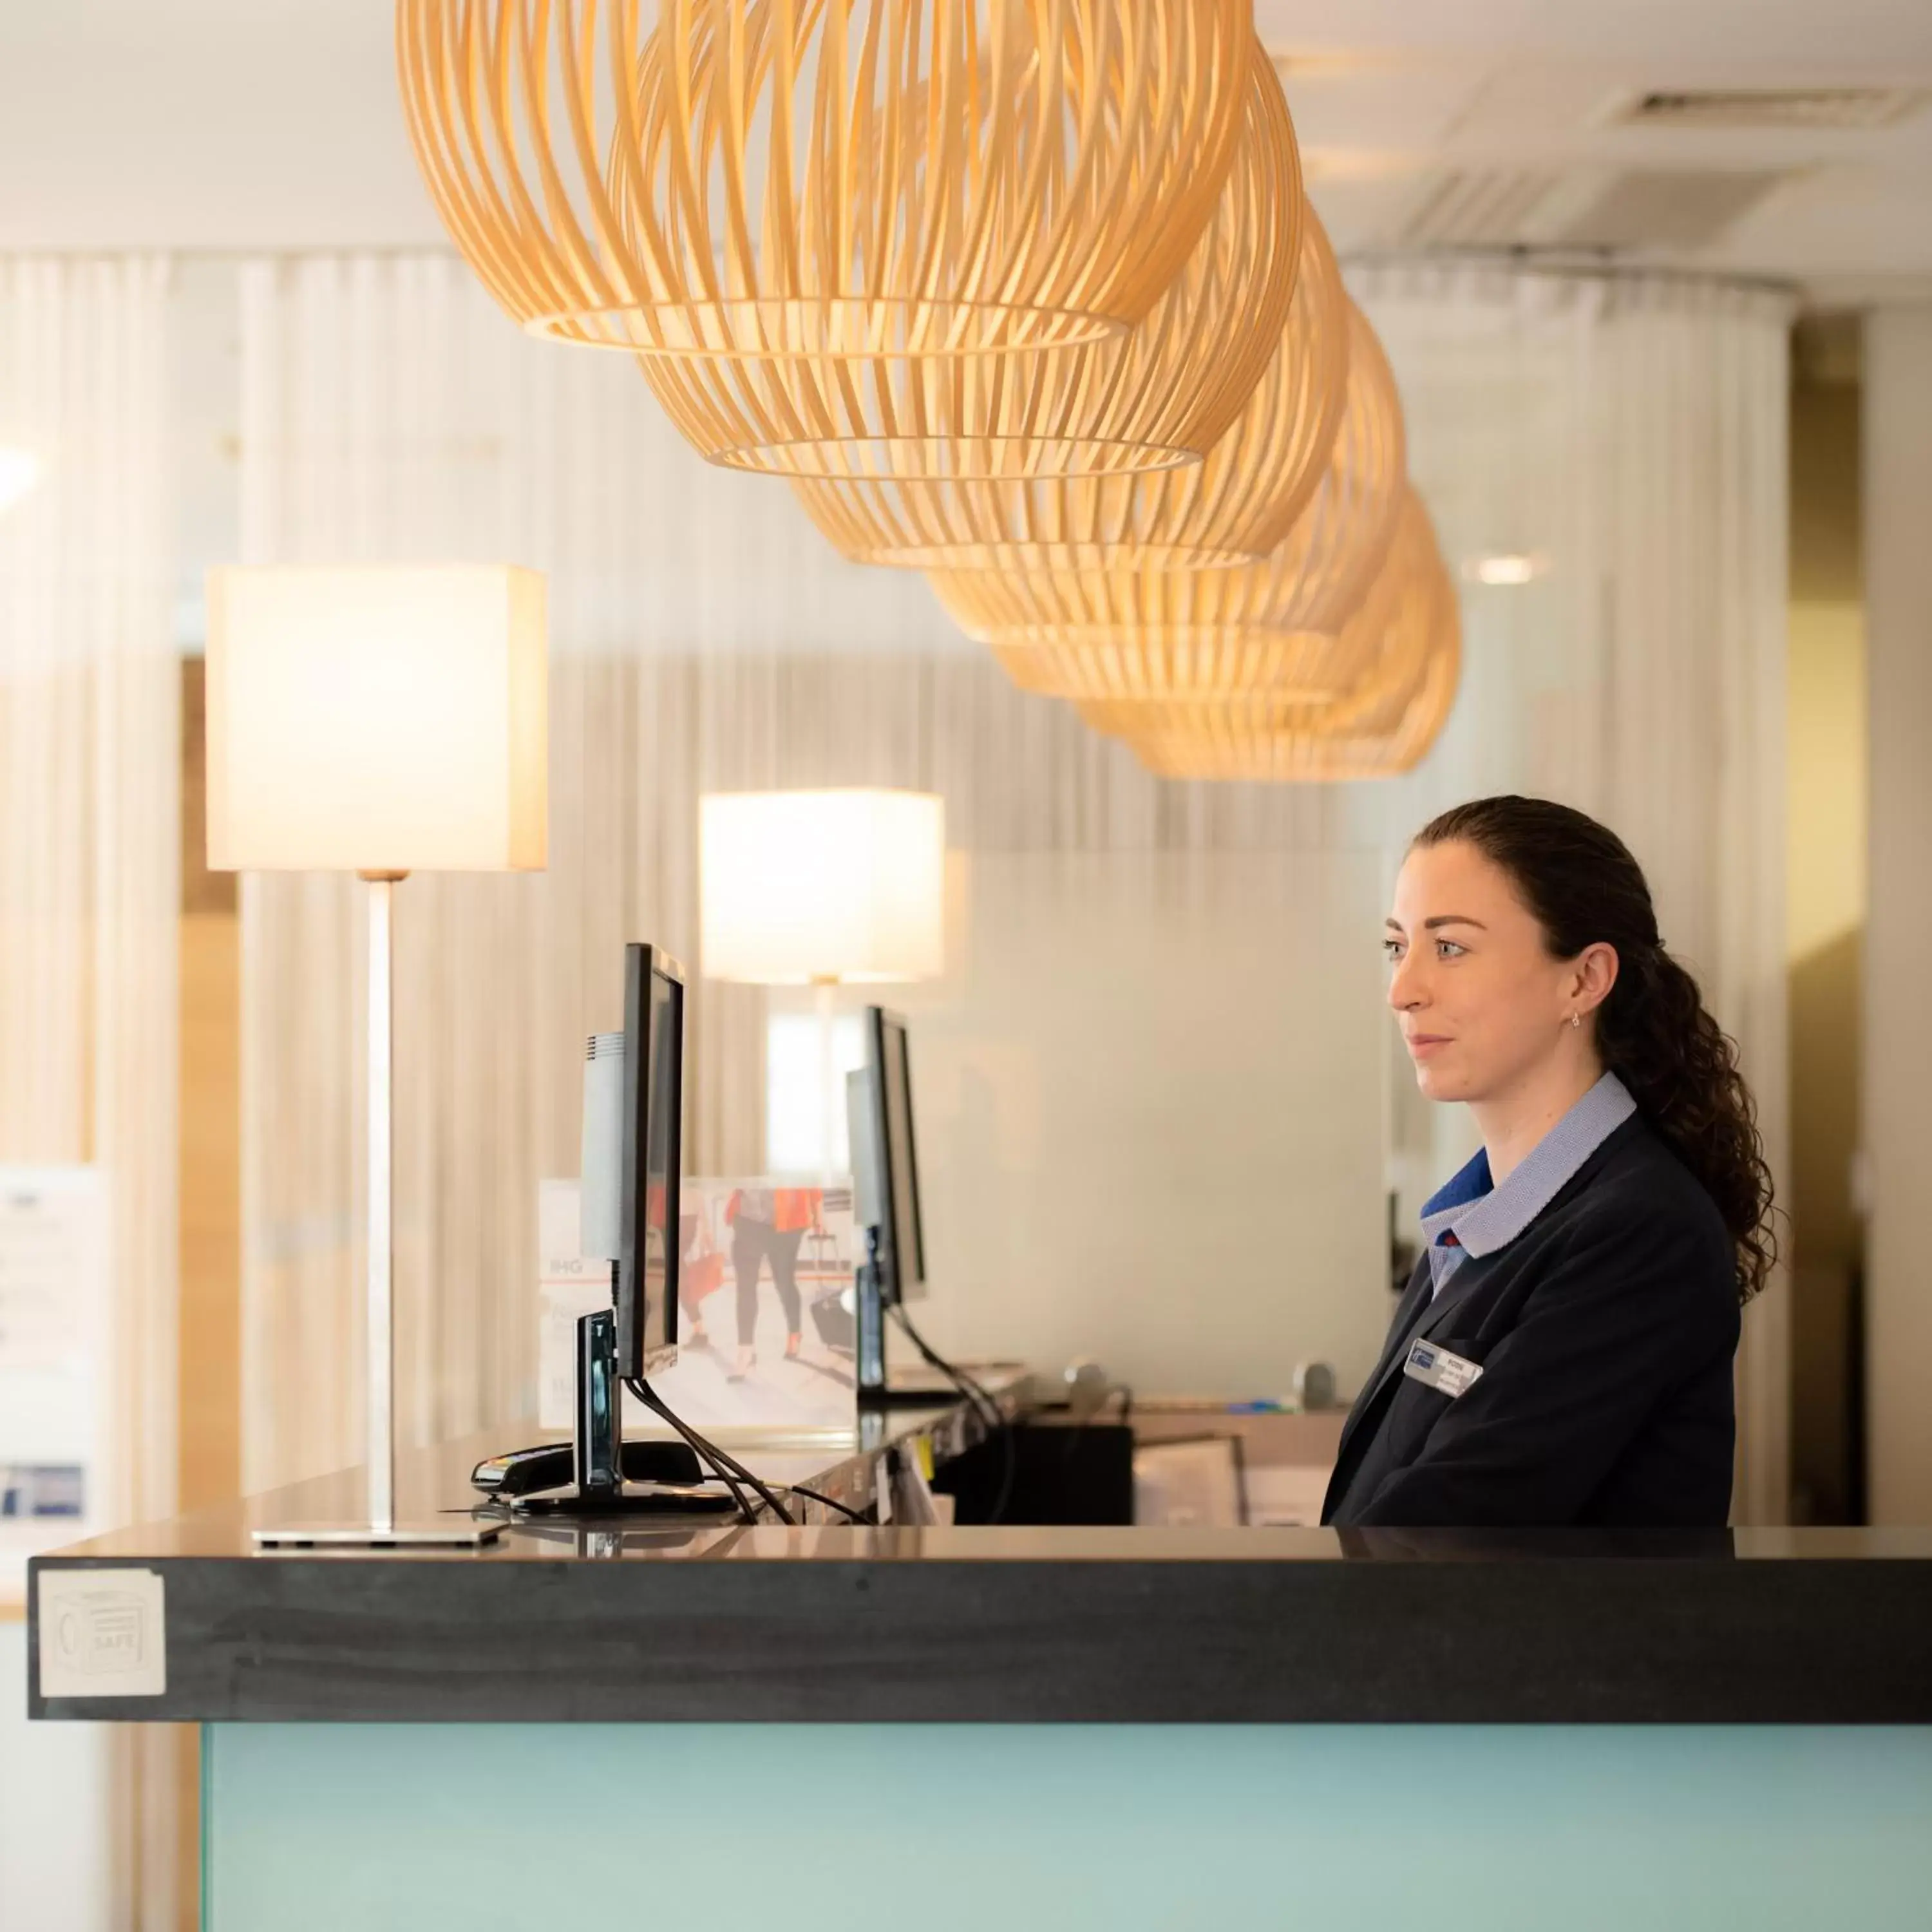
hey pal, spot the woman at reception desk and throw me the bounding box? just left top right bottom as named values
left=1327, top=795, right=1770, bottom=1528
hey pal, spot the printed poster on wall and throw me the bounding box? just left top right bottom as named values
left=0, top=1166, right=109, bottom=1602
left=540, top=1177, right=858, bottom=1437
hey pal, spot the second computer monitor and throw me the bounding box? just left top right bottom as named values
left=616, top=943, right=685, bottom=1378
left=863, top=1006, right=927, bottom=1305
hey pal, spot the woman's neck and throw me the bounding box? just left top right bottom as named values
left=1470, top=1053, right=1606, bottom=1186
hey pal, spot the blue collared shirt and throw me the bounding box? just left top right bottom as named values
left=1419, top=1072, right=1638, bottom=1296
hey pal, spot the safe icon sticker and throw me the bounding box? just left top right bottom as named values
left=37, top=1567, right=167, bottom=1698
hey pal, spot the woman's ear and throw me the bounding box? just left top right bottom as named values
left=1576, top=942, right=1620, bottom=1016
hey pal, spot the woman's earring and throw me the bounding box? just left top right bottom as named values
left=1570, top=1012, right=1582, bottom=1030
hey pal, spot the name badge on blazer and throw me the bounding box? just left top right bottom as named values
left=1404, top=1340, right=1484, bottom=1398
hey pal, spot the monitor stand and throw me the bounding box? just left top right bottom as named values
left=478, top=1309, right=737, bottom=1519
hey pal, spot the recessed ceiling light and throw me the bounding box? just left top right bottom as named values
left=1463, top=553, right=1542, bottom=587
left=0, top=447, right=43, bottom=515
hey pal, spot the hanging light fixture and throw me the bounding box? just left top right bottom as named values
left=989, top=484, right=1416, bottom=710
left=632, top=33, right=1303, bottom=480
left=1068, top=491, right=1434, bottom=733
left=397, top=0, right=1247, bottom=368
left=1110, top=519, right=1462, bottom=782
left=1126, top=618, right=1460, bottom=781
left=792, top=202, right=1349, bottom=554
left=927, top=307, right=1406, bottom=696
left=1088, top=520, right=1442, bottom=744
left=1131, top=632, right=1459, bottom=781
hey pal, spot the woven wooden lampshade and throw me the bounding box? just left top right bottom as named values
left=636, top=32, right=1300, bottom=478
left=1089, top=504, right=1446, bottom=741
left=941, top=327, right=1408, bottom=703
left=397, top=0, right=1246, bottom=368
left=1130, top=627, right=1459, bottom=781
left=1111, top=517, right=1462, bottom=782
left=791, top=202, right=1349, bottom=549
left=991, top=484, right=1419, bottom=710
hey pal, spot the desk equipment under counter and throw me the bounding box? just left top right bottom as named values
left=26, top=1378, right=1932, bottom=1932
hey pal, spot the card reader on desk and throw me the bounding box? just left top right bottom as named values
left=471, top=1439, right=706, bottom=1500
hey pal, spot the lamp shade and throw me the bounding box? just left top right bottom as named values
left=638, top=32, right=1301, bottom=482
left=206, top=564, right=548, bottom=873
left=795, top=206, right=1350, bottom=566
left=700, top=790, right=943, bottom=985
left=1117, top=521, right=1463, bottom=782
left=398, top=0, right=1247, bottom=359
left=1036, top=488, right=1430, bottom=717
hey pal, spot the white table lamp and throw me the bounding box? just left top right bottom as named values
left=700, top=789, right=943, bottom=1172
left=207, top=564, right=547, bottom=1545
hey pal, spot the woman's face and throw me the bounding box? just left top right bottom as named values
left=1384, top=838, right=1605, bottom=1104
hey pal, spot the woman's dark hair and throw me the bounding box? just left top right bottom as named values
left=1414, top=794, right=1776, bottom=1303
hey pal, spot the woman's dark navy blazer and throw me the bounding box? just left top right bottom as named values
left=1322, top=1114, right=1741, bottom=1528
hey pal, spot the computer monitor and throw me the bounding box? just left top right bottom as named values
left=615, top=943, right=684, bottom=1378
left=862, top=1005, right=927, bottom=1305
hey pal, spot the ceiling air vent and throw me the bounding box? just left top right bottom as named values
left=1394, top=166, right=1788, bottom=253
left=1554, top=169, right=1788, bottom=250
left=1396, top=169, right=1595, bottom=249
left=1621, top=88, right=1929, bottom=131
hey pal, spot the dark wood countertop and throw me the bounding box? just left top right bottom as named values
left=28, top=1386, right=1932, bottom=1725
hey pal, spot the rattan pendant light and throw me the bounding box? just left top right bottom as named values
left=1110, top=515, right=1462, bottom=782
left=397, top=0, right=1248, bottom=363
left=634, top=31, right=1301, bottom=478
left=791, top=201, right=1349, bottom=551
left=1130, top=626, right=1460, bottom=781
left=927, top=306, right=1406, bottom=699
left=1085, top=509, right=1441, bottom=743
left=990, top=483, right=1416, bottom=710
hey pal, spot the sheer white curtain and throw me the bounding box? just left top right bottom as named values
left=1350, top=263, right=1794, bottom=1524
left=236, top=253, right=1791, bottom=1522
left=234, top=256, right=1359, bottom=1491
left=0, top=256, right=178, bottom=1927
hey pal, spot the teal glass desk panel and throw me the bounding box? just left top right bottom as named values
left=204, top=1723, right=1932, bottom=1931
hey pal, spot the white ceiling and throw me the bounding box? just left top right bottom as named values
left=1257, top=0, right=1932, bottom=298
left=3, top=0, right=1929, bottom=301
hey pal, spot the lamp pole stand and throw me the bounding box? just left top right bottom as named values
left=252, top=871, right=502, bottom=1548
left=365, top=871, right=400, bottom=1533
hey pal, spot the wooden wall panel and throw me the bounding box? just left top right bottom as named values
left=176, top=658, right=241, bottom=1931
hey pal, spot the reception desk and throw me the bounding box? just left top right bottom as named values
left=28, top=1384, right=1932, bottom=1931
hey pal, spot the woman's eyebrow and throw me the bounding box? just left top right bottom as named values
left=1422, top=915, right=1487, bottom=931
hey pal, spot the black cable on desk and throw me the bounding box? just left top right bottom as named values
left=625, top=1376, right=796, bottom=1526
left=888, top=1305, right=1000, bottom=1429
left=781, top=1483, right=869, bottom=1524
left=629, top=1378, right=789, bottom=1524
left=888, top=1305, right=1015, bottom=1524
left=683, top=1473, right=869, bottom=1524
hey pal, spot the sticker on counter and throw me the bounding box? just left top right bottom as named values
left=37, top=1567, right=167, bottom=1698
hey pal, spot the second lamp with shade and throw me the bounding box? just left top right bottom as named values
left=699, top=789, right=945, bottom=1174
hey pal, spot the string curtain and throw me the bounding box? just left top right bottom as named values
left=0, top=252, right=180, bottom=1931
left=234, top=252, right=1792, bottom=1525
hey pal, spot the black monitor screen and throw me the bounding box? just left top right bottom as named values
left=617, top=944, right=683, bottom=1378
left=873, top=1010, right=927, bottom=1304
